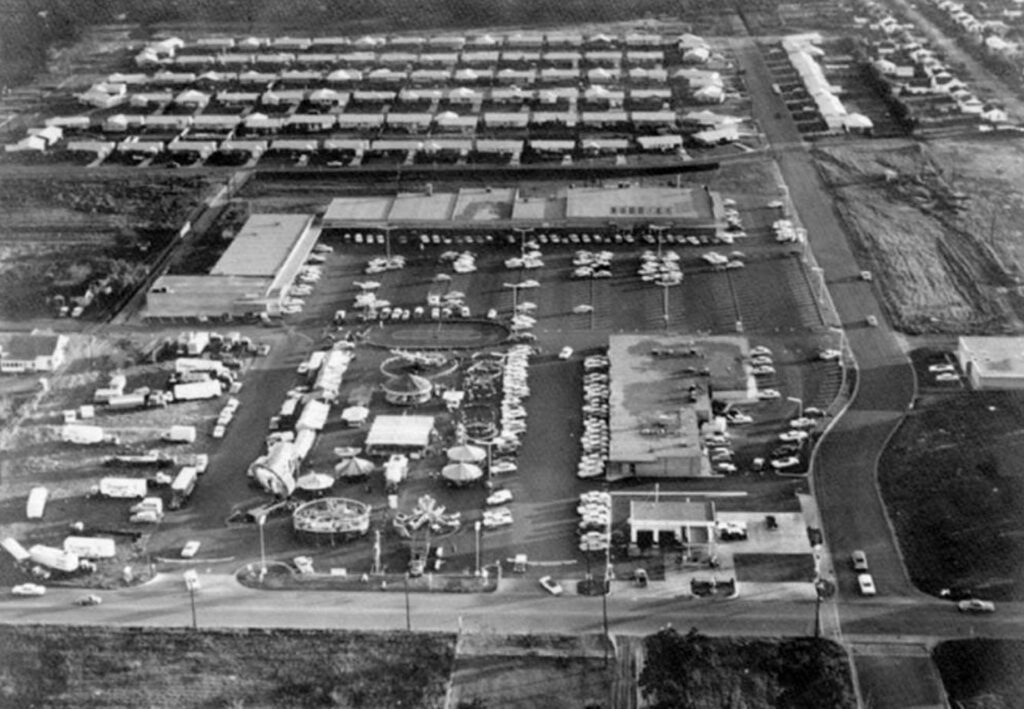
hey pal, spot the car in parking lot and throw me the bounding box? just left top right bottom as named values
left=181, top=540, right=202, bottom=558
left=212, top=425, right=226, bottom=439
left=11, top=583, right=46, bottom=596
left=559, top=346, right=573, bottom=360
left=957, top=598, right=995, bottom=614
left=935, top=372, right=960, bottom=382
left=778, top=430, right=809, bottom=442
left=818, top=349, right=842, bottom=361
left=771, top=444, right=802, bottom=458
left=770, top=456, right=802, bottom=471
left=851, top=550, right=869, bottom=572
left=539, top=576, right=564, bottom=596
left=486, top=489, right=513, bottom=506
left=757, top=389, right=781, bottom=400
left=928, top=363, right=956, bottom=373
left=725, top=410, right=753, bottom=424
left=857, top=574, right=876, bottom=596
left=750, top=346, right=772, bottom=357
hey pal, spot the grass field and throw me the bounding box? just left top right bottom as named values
left=0, top=625, right=455, bottom=709
left=878, top=374, right=1024, bottom=600
left=933, top=639, right=1024, bottom=709
left=734, top=553, right=815, bottom=583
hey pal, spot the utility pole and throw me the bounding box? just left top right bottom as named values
left=404, top=573, right=412, bottom=631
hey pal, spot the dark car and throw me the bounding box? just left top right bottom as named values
left=771, top=444, right=801, bottom=458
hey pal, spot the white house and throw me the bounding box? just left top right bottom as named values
left=0, top=333, right=69, bottom=374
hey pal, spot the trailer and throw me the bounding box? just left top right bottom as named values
left=29, top=544, right=80, bottom=572
left=174, top=357, right=227, bottom=377
left=107, top=392, right=147, bottom=411
left=173, top=379, right=223, bottom=401
left=248, top=441, right=299, bottom=497
left=168, top=466, right=198, bottom=510
left=61, top=424, right=115, bottom=445
left=63, top=536, right=116, bottom=559
left=26, top=487, right=48, bottom=520
left=97, top=477, right=148, bottom=498
left=161, top=425, right=197, bottom=444
left=1, top=537, right=30, bottom=563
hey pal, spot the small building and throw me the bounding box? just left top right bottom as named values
left=0, top=333, right=69, bottom=374
left=365, top=414, right=435, bottom=454
left=628, top=499, right=717, bottom=557
left=957, top=336, right=1024, bottom=389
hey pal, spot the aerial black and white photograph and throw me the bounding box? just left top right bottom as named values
left=0, top=0, right=1021, bottom=706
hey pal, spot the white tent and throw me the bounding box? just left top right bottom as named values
left=365, top=415, right=435, bottom=450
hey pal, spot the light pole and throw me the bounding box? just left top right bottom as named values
left=512, top=226, right=534, bottom=259
left=257, top=514, right=267, bottom=582
left=184, top=569, right=199, bottom=630
left=503, top=282, right=523, bottom=313
left=650, top=224, right=668, bottom=260
left=474, top=520, right=482, bottom=576
left=382, top=224, right=394, bottom=262
left=404, top=573, right=412, bottom=631
left=661, top=282, right=671, bottom=330
left=787, top=396, right=803, bottom=419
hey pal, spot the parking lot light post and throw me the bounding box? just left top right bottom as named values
left=257, top=514, right=267, bottom=582
left=404, top=573, right=412, bottom=631
left=503, top=282, right=522, bottom=314
left=650, top=224, right=668, bottom=260
left=184, top=570, right=199, bottom=631
left=474, top=521, right=482, bottom=576
left=662, top=283, right=670, bottom=330
left=382, top=224, right=394, bottom=262
left=513, top=226, right=534, bottom=259
left=787, top=396, right=803, bottom=418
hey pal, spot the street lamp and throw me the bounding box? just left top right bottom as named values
left=382, top=224, right=394, bottom=262
left=649, top=224, right=669, bottom=259
left=512, top=226, right=534, bottom=259
left=183, top=569, right=199, bottom=630
left=503, top=282, right=523, bottom=313
left=474, top=521, right=482, bottom=576
left=257, top=514, right=267, bottom=582
left=404, top=573, right=412, bottom=631
left=787, top=396, right=803, bottom=418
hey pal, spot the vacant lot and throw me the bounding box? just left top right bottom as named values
left=0, top=174, right=212, bottom=320
left=879, top=383, right=1024, bottom=600
left=640, top=628, right=855, bottom=708
left=814, top=137, right=1024, bottom=334
left=933, top=639, right=1024, bottom=709
left=0, top=625, right=455, bottom=709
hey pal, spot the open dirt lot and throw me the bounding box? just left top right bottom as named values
left=0, top=174, right=212, bottom=320
left=0, top=625, right=455, bottom=709
left=879, top=353, right=1024, bottom=600
left=813, top=137, right=1024, bottom=335
left=933, top=639, right=1024, bottom=709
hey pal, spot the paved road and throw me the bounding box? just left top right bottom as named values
left=732, top=37, right=941, bottom=707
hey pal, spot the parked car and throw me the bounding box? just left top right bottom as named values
left=181, top=540, right=201, bottom=558
left=866, top=315, right=878, bottom=327
left=539, top=575, right=564, bottom=596
left=770, top=456, right=802, bottom=471
left=957, top=599, right=995, bottom=614
left=851, top=550, right=869, bottom=572
left=559, top=346, right=574, bottom=360
left=11, top=583, right=46, bottom=596
left=778, top=430, right=809, bottom=442
left=757, top=389, right=781, bottom=400
left=485, top=489, right=513, bottom=506
left=857, top=574, right=876, bottom=596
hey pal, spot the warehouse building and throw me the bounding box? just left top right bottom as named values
left=956, top=336, right=1024, bottom=389
left=145, top=213, right=316, bottom=320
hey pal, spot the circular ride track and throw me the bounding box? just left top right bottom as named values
left=364, top=320, right=509, bottom=351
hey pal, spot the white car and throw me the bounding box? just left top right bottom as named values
left=750, top=346, right=773, bottom=357
left=757, top=389, right=782, bottom=400
left=750, top=356, right=774, bottom=367
left=313, top=244, right=333, bottom=253
left=789, top=417, right=816, bottom=429
left=819, top=349, right=842, bottom=361
left=778, top=430, right=809, bottom=442
left=486, top=489, right=514, bottom=506
left=768, top=200, right=784, bottom=208
left=482, top=510, right=514, bottom=529
left=11, top=583, right=46, bottom=596
left=212, top=425, right=226, bottom=439
left=539, top=575, right=564, bottom=596
left=928, top=363, right=956, bottom=373
left=715, top=462, right=738, bottom=474
left=957, top=599, right=995, bottom=613
left=752, top=365, right=776, bottom=376
left=857, top=574, right=877, bottom=596
left=559, top=346, right=574, bottom=360
left=935, top=372, right=960, bottom=382
left=770, top=456, right=802, bottom=471
left=725, top=411, right=753, bottom=424
left=180, top=540, right=201, bottom=558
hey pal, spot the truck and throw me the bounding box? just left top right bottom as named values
left=96, top=477, right=148, bottom=499
left=161, top=425, right=197, bottom=444
left=174, top=357, right=226, bottom=377
left=173, top=379, right=223, bottom=402
left=129, top=496, right=164, bottom=523
left=61, top=424, right=117, bottom=446
left=168, top=467, right=198, bottom=510
left=106, top=392, right=147, bottom=411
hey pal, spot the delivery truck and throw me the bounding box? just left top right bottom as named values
left=63, top=536, right=116, bottom=559
left=161, top=425, right=197, bottom=444
left=26, top=487, right=48, bottom=520
left=96, top=477, right=148, bottom=499
left=28, top=544, right=80, bottom=572
left=168, top=466, right=198, bottom=510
